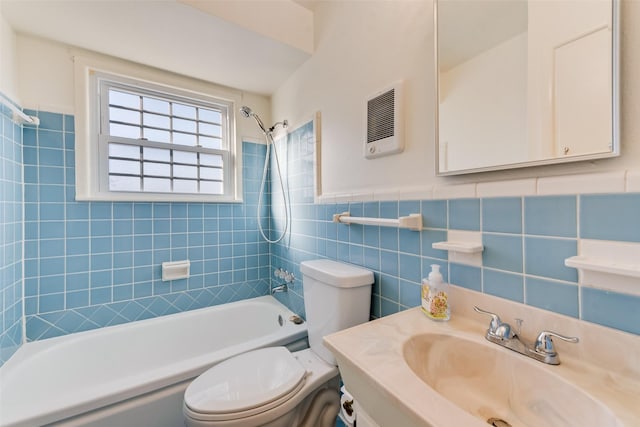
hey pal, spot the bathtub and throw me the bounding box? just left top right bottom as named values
left=0, top=296, right=308, bottom=427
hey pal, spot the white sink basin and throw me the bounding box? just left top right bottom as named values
left=403, top=333, right=622, bottom=427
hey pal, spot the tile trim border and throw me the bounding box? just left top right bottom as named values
left=316, top=170, right=640, bottom=203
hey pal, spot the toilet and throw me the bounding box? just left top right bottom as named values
left=183, top=259, right=374, bottom=427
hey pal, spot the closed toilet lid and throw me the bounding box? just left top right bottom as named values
left=184, top=346, right=308, bottom=416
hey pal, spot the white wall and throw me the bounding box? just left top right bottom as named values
left=16, top=35, right=75, bottom=114
left=272, top=0, right=435, bottom=196
left=273, top=0, right=640, bottom=195
left=13, top=34, right=272, bottom=143
left=0, top=10, right=18, bottom=100
left=440, top=32, right=527, bottom=172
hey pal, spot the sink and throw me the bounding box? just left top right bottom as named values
left=403, top=333, right=622, bottom=427
left=324, top=287, right=640, bottom=427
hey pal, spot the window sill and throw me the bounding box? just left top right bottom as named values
left=75, top=192, right=243, bottom=204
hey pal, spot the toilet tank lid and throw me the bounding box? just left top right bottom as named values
left=300, top=260, right=373, bottom=288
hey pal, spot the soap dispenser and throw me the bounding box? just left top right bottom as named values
left=421, top=264, right=450, bottom=321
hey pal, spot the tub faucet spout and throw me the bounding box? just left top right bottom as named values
left=271, top=284, right=288, bottom=294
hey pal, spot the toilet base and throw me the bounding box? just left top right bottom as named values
left=185, top=380, right=340, bottom=427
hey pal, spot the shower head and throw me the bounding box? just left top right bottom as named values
left=239, top=105, right=268, bottom=134
left=239, top=105, right=252, bottom=118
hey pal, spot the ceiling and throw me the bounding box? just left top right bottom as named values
left=1, top=0, right=315, bottom=96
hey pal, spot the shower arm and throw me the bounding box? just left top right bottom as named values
left=268, top=120, right=289, bottom=134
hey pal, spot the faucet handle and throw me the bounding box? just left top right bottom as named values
left=473, top=306, right=513, bottom=339
left=534, top=331, right=579, bottom=355
left=473, top=306, right=501, bottom=330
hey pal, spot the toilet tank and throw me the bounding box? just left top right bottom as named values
left=300, top=260, right=374, bottom=365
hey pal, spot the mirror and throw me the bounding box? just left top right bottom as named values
left=436, top=0, right=619, bottom=175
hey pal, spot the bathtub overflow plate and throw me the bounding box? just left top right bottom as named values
left=289, top=315, right=304, bottom=325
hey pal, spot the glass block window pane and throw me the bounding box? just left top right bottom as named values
left=110, top=143, right=140, bottom=159
left=143, top=128, right=171, bottom=143
left=109, top=159, right=140, bottom=175
left=199, top=136, right=222, bottom=149
left=174, top=104, right=196, bottom=119
left=174, top=165, right=198, bottom=179
left=173, top=118, right=196, bottom=134
left=143, top=113, right=170, bottom=128
left=143, top=97, right=169, bottom=115
left=201, top=167, right=223, bottom=181
left=109, top=90, right=139, bottom=109
left=110, top=175, right=141, bottom=192
left=144, top=178, right=171, bottom=192
left=199, top=109, right=221, bottom=123
left=174, top=179, right=198, bottom=193
left=201, top=181, right=224, bottom=194
left=108, top=142, right=225, bottom=194
left=110, top=123, right=140, bottom=139
left=110, top=107, right=140, bottom=125
left=201, top=154, right=223, bottom=167
left=143, top=147, right=170, bottom=162
left=144, top=162, right=170, bottom=176
left=174, top=150, right=197, bottom=165
left=103, top=81, right=230, bottom=197
left=106, top=86, right=228, bottom=149
left=200, top=123, right=221, bottom=137
left=173, top=132, right=197, bottom=146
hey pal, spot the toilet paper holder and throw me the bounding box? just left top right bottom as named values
left=342, top=397, right=354, bottom=416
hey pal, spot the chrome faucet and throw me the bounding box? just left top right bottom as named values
left=271, top=268, right=295, bottom=294
left=473, top=306, right=514, bottom=340
left=474, top=306, right=579, bottom=365
left=271, top=283, right=288, bottom=294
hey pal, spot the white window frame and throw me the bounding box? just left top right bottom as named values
left=74, top=56, right=243, bottom=202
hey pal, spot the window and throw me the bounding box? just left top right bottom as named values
left=75, top=60, right=241, bottom=202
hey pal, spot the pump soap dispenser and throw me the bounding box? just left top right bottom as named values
left=421, top=264, right=450, bottom=321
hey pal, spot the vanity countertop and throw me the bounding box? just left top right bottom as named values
left=323, top=286, right=640, bottom=427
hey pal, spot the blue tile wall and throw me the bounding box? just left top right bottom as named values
left=0, top=96, right=24, bottom=366
left=268, top=120, right=639, bottom=336
left=482, top=197, right=522, bottom=234
left=524, top=196, right=576, bottom=237
left=581, top=194, right=640, bottom=242
left=3, top=110, right=640, bottom=367
left=21, top=110, right=271, bottom=341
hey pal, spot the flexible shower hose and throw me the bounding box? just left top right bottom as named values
left=257, top=131, right=289, bottom=244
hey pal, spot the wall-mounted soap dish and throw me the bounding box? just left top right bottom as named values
left=565, top=256, right=640, bottom=278
left=432, top=241, right=484, bottom=254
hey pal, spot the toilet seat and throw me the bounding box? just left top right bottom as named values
left=184, top=347, right=308, bottom=421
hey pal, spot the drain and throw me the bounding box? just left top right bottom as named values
left=487, top=417, right=512, bottom=427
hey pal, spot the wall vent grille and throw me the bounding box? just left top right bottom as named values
left=364, top=81, right=403, bottom=159
left=367, top=88, right=395, bottom=143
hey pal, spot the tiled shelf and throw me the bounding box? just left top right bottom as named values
left=432, top=241, right=484, bottom=254
left=565, top=256, right=640, bottom=279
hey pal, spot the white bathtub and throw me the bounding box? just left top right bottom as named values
left=0, top=296, right=308, bottom=427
